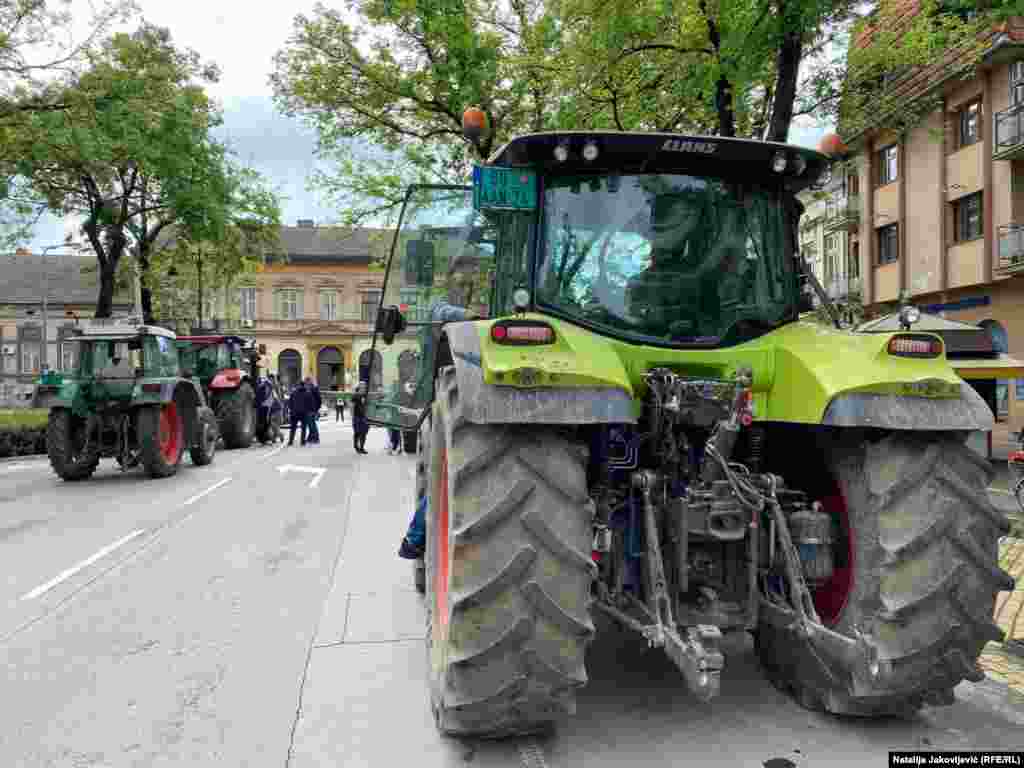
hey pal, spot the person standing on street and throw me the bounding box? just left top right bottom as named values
left=336, top=394, right=345, bottom=422
left=352, top=383, right=369, bottom=454
left=287, top=382, right=311, bottom=446
left=305, top=377, right=322, bottom=445
left=387, top=426, right=401, bottom=455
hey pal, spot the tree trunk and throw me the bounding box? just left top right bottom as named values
left=138, top=253, right=154, bottom=324
left=95, top=262, right=117, bottom=319
left=715, top=76, right=736, bottom=138
left=765, top=25, right=803, bottom=143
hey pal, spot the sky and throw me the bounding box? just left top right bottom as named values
left=28, top=0, right=833, bottom=250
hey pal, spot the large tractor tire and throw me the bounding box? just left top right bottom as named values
left=46, top=409, right=100, bottom=481
left=138, top=402, right=185, bottom=478
left=403, top=429, right=418, bottom=455
left=425, top=366, right=595, bottom=738
left=214, top=383, right=255, bottom=449
left=189, top=406, right=218, bottom=466
left=756, top=431, right=1014, bottom=716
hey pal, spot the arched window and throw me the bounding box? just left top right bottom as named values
left=317, top=346, right=344, bottom=390
left=278, top=349, right=302, bottom=390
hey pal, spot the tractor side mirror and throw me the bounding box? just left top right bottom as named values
left=376, top=305, right=407, bottom=345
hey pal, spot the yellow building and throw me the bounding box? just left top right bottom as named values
left=837, top=8, right=1024, bottom=448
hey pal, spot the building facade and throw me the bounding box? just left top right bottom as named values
left=835, top=11, right=1024, bottom=430
left=0, top=250, right=133, bottom=406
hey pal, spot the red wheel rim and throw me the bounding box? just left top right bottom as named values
left=812, top=488, right=854, bottom=626
left=435, top=444, right=450, bottom=633
left=158, top=403, right=181, bottom=464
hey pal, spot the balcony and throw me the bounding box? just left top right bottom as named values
left=994, top=103, right=1024, bottom=160
left=997, top=224, right=1024, bottom=274
left=823, top=195, right=860, bottom=234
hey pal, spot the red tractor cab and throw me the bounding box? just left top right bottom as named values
left=176, top=335, right=262, bottom=449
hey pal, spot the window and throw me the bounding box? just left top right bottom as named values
left=239, top=287, right=257, bottom=321
left=319, top=290, right=338, bottom=321
left=878, top=224, right=899, bottom=265
left=1013, top=61, right=1024, bottom=107
left=877, top=145, right=898, bottom=185
left=954, top=193, right=983, bottom=242
left=846, top=173, right=859, bottom=197
left=958, top=100, right=981, bottom=148
left=361, top=290, right=381, bottom=323
left=20, top=343, right=40, bottom=374
left=277, top=289, right=299, bottom=320
left=60, top=343, right=77, bottom=373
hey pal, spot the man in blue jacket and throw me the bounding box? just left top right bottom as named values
left=305, top=377, right=322, bottom=445
left=287, top=382, right=311, bottom=446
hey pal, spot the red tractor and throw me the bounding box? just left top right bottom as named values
left=176, top=335, right=260, bottom=449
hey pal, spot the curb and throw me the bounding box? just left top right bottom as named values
left=0, top=452, right=46, bottom=464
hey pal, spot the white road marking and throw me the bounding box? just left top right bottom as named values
left=182, top=477, right=232, bottom=506
left=277, top=464, right=327, bottom=489
left=20, top=529, right=146, bottom=601
left=2, top=462, right=48, bottom=473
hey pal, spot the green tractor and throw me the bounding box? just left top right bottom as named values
left=35, top=321, right=218, bottom=480
left=175, top=335, right=261, bottom=449
left=364, top=117, right=1016, bottom=738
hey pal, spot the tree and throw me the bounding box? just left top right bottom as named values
left=11, top=23, right=228, bottom=317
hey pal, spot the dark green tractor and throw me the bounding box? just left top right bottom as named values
left=35, top=322, right=218, bottom=480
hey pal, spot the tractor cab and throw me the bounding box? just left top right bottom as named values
left=363, top=129, right=829, bottom=434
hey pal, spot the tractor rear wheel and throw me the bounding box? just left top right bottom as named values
left=138, top=402, right=184, bottom=478
left=189, top=406, right=218, bottom=466
left=755, top=431, right=1014, bottom=716
left=426, top=366, right=595, bottom=738
left=215, top=383, right=255, bottom=449
left=46, top=409, right=99, bottom=481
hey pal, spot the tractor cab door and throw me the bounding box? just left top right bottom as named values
left=362, top=184, right=498, bottom=432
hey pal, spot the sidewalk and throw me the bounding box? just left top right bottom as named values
left=978, top=487, right=1024, bottom=694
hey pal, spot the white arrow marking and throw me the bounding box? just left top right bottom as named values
left=277, top=464, right=327, bottom=489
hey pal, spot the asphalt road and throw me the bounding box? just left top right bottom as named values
left=0, top=421, right=1022, bottom=768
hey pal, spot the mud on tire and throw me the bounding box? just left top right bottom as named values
left=215, top=383, right=255, bottom=449
left=46, top=409, right=99, bottom=481
left=426, top=366, right=595, bottom=738
left=756, top=431, right=1014, bottom=716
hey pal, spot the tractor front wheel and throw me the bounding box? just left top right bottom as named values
left=756, top=431, right=1014, bottom=716
left=214, top=383, right=255, bottom=449
left=138, top=402, right=185, bottom=478
left=189, top=406, right=218, bottom=466
left=426, top=366, right=595, bottom=738
left=46, top=409, right=99, bottom=481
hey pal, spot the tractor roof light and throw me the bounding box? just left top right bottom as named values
left=899, top=305, right=921, bottom=329
left=582, top=141, right=600, bottom=162
left=512, top=287, right=530, bottom=311
left=553, top=142, right=570, bottom=163
left=771, top=151, right=788, bottom=173
left=462, top=106, right=488, bottom=144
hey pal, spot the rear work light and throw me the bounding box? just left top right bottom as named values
left=490, top=321, right=556, bottom=345
left=887, top=334, right=942, bottom=358
left=141, top=383, right=162, bottom=393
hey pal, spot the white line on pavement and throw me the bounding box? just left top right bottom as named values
left=20, top=529, right=146, bottom=601
left=182, top=477, right=232, bottom=506
left=277, top=464, right=327, bottom=489
left=2, top=462, right=49, bottom=473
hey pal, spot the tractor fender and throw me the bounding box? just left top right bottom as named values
left=441, top=322, right=636, bottom=425
left=210, top=369, right=245, bottom=389
left=821, top=384, right=994, bottom=431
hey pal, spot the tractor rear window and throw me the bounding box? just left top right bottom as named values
left=144, top=335, right=178, bottom=377
left=537, top=174, right=795, bottom=346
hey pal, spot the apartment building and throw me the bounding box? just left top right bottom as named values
left=834, top=11, right=1024, bottom=426
left=798, top=169, right=861, bottom=318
